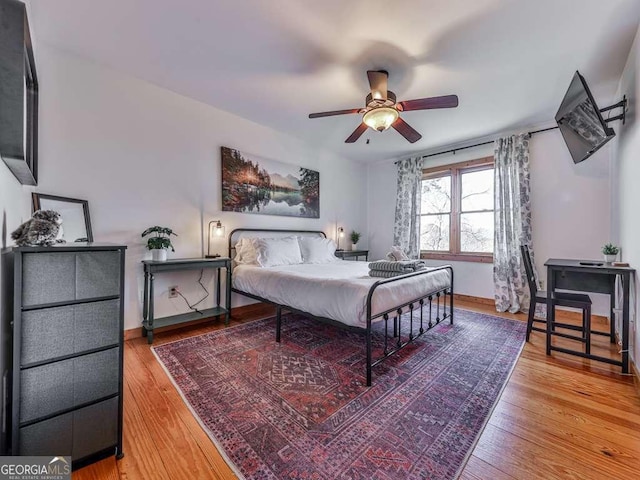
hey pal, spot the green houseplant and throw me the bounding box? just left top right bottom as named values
left=142, top=226, right=177, bottom=262
left=602, top=243, right=620, bottom=263
left=350, top=231, right=361, bottom=251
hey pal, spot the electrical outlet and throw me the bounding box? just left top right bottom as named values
left=169, top=286, right=178, bottom=298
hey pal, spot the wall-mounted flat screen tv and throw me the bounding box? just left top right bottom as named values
left=555, top=71, right=615, bottom=164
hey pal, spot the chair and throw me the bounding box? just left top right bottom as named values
left=520, top=245, right=592, bottom=353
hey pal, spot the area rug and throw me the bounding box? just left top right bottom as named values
left=153, top=308, right=526, bottom=480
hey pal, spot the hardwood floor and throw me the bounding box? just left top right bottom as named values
left=74, top=300, right=640, bottom=480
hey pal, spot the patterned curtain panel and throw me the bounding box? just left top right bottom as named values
left=493, top=134, right=533, bottom=313
left=393, top=157, right=423, bottom=259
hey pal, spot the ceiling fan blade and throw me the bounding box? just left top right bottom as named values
left=398, top=95, right=459, bottom=112
left=367, top=70, right=388, bottom=101
left=345, top=123, right=368, bottom=143
left=309, top=108, right=361, bottom=119
left=392, top=117, right=422, bottom=143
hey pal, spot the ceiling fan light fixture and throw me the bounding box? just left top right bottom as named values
left=363, top=107, right=398, bottom=132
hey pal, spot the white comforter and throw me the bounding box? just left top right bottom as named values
left=232, top=261, right=451, bottom=328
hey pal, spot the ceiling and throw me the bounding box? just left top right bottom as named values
left=29, top=0, right=640, bottom=162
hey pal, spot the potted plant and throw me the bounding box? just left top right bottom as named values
left=350, top=231, right=361, bottom=251
left=602, top=243, right=619, bottom=263
left=142, top=226, right=177, bottom=261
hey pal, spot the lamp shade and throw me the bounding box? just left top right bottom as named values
left=206, top=220, right=225, bottom=258
left=337, top=226, right=344, bottom=251
left=363, top=107, right=399, bottom=132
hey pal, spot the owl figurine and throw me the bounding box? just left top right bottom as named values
left=11, top=210, right=65, bottom=246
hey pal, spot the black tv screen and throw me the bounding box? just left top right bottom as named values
left=555, top=71, right=615, bottom=164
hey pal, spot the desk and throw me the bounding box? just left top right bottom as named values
left=142, top=257, right=231, bottom=344
left=545, top=259, right=634, bottom=373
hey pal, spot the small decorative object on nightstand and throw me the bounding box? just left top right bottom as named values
left=350, top=230, right=361, bottom=251
left=602, top=243, right=619, bottom=263
left=206, top=220, right=226, bottom=258
left=142, top=226, right=177, bottom=262
left=335, top=249, right=369, bottom=261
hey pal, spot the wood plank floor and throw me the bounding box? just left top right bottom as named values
left=74, top=300, right=640, bottom=480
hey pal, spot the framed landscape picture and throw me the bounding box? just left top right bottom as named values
left=221, top=147, right=320, bottom=218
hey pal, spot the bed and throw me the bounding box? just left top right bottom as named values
left=229, top=229, right=454, bottom=386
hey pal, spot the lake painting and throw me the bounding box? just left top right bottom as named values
left=221, top=147, right=320, bottom=218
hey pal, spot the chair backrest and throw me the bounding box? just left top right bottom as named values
left=520, top=245, right=538, bottom=295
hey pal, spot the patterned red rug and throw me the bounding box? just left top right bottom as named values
left=153, top=308, right=525, bottom=480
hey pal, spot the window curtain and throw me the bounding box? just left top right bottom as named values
left=393, top=157, right=423, bottom=259
left=493, top=134, right=533, bottom=313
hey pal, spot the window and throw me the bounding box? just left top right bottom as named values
left=420, top=157, right=494, bottom=262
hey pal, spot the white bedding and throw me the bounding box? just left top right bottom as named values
left=232, top=261, right=451, bottom=328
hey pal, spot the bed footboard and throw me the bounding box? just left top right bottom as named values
left=364, top=265, right=454, bottom=386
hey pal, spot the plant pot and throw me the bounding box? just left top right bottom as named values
left=152, top=249, right=167, bottom=262
left=351, top=243, right=358, bottom=251
left=604, top=254, right=616, bottom=263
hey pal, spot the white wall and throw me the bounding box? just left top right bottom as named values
left=0, top=164, right=33, bottom=247
left=367, top=130, right=612, bottom=315
left=28, top=43, right=367, bottom=331
left=611, top=23, right=640, bottom=362
left=530, top=130, right=612, bottom=315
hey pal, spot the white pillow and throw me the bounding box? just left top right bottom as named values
left=298, top=237, right=338, bottom=264
left=234, top=238, right=258, bottom=265
left=253, top=237, right=303, bottom=267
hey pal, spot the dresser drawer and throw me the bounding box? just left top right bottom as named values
left=22, top=251, right=121, bottom=306
left=76, top=251, right=121, bottom=299
left=22, top=252, right=75, bottom=305
left=19, top=396, right=119, bottom=458
left=21, top=299, right=120, bottom=365
left=20, top=348, right=119, bottom=423
left=19, top=411, right=72, bottom=456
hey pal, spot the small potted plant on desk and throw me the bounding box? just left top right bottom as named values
left=602, top=243, right=620, bottom=263
left=350, top=231, right=361, bottom=251
left=142, top=226, right=177, bottom=261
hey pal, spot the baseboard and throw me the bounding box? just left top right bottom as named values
left=124, top=295, right=611, bottom=340
left=453, top=294, right=494, bottom=306
left=124, top=302, right=275, bottom=340
left=452, top=293, right=608, bottom=323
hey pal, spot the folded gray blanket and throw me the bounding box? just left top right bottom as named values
left=368, top=268, right=427, bottom=278
left=369, top=270, right=407, bottom=278
left=368, top=259, right=427, bottom=272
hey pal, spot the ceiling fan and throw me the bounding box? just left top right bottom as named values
left=308, top=70, right=459, bottom=144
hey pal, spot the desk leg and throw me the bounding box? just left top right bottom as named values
left=546, top=268, right=554, bottom=355
left=147, top=273, right=155, bottom=344
left=622, top=272, right=630, bottom=374
left=225, top=267, right=231, bottom=326
left=142, top=271, right=149, bottom=338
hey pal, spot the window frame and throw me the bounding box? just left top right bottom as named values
left=420, top=156, right=494, bottom=263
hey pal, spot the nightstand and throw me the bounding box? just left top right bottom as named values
left=141, top=257, right=231, bottom=344
left=335, top=249, right=369, bottom=261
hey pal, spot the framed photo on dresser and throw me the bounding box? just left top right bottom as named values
left=32, top=193, right=93, bottom=242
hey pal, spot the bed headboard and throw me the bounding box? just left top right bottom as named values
left=228, top=228, right=327, bottom=258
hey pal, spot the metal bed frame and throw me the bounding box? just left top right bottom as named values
left=228, top=228, right=454, bottom=386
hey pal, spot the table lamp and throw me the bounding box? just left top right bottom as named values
left=337, top=226, right=344, bottom=251
left=206, top=220, right=225, bottom=258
